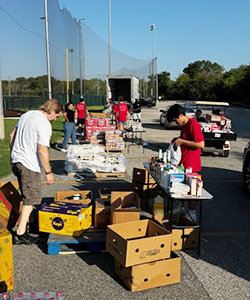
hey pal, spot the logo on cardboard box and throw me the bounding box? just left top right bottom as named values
left=139, top=248, right=160, bottom=259
left=52, top=217, right=64, bottom=230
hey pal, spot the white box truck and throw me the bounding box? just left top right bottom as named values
left=106, top=75, right=139, bottom=107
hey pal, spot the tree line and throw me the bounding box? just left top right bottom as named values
left=158, top=60, right=250, bottom=106
left=2, top=60, right=250, bottom=107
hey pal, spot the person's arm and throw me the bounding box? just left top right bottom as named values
left=10, top=127, right=17, bottom=152
left=63, top=111, right=69, bottom=122
left=173, top=138, right=204, bottom=149
left=85, top=105, right=90, bottom=118
left=38, top=144, right=54, bottom=185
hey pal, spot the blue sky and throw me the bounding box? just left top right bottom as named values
left=0, top=0, right=250, bottom=80
left=58, top=0, right=250, bottom=79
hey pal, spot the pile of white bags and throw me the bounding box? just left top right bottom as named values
left=64, top=145, right=127, bottom=174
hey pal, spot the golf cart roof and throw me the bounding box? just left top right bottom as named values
left=193, top=101, right=229, bottom=107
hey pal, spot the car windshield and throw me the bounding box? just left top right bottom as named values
left=185, top=107, right=194, bottom=113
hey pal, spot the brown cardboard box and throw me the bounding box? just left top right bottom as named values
left=156, top=214, right=199, bottom=251
left=110, top=191, right=140, bottom=224
left=106, top=219, right=172, bottom=267
left=132, top=168, right=155, bottom=184
left=98, top=188, right=131, bottom=199
left=0, top=182, right=22, bottom=229
left=55, top=190, right=92, bottom=203
left=94, top=198, right=111, bottom=228
left=132, top=181, right=162, bottom=199
left=115, top=252, right=181, bottom=291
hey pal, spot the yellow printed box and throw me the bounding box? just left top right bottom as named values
left=39, top=201, right=92, bottom=237
left=0, top=223, right=14, bottom=292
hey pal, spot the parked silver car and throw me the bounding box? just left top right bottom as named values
left=243, top=141, right=250, bottom=196
left=160, top=106, right=196, bottom=129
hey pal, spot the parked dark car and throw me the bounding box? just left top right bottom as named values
left=139, top=98, right=156, bottom=108
left=243, top=141, right=250, bottom=196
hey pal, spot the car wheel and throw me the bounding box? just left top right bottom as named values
left=243, top=157, right=250, bottom=196
left=164, top=120, right=170, bottom=130
left=147, top=103, right=153, bottom=108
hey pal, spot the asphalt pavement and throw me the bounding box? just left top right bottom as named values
left=2, top=101, right=250, bottom=299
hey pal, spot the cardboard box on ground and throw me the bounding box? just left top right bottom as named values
left=115, top=252, right=181, bottom=292
left=106, top=219, right=181, bottom=291
left=110, top=191, right=140, bottom=224
left=0, top=182, right=20, bottom=292
left=39, top=190, right=93, bottom=237
left=132, top=168, right=162, bottom=199
left=154, top=213, right=199, bottom=251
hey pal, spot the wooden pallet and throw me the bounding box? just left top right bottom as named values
left=68, top=171, right=125, bottom=178
left=47, top=227, right=106, bottom=255
left=105, top=149, right=124, bottom=154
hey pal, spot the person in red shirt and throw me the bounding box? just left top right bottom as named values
left=116, top=96, right=130, bottom=130
left=167, top=104, right=204, bottom=222
left=75, top=98, right=90, bottom=128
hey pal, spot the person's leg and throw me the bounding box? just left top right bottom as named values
left=70, top=123, right=77, bottom=145
left=17, top=205, right=33, bottom=235
left=61, top=122, right=71, bottom=149
left=12, top=163, right=41, bottom=244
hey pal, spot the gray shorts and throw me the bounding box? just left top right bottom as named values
left=12, top=163, right=41, bottom=206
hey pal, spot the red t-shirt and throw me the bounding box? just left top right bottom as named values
left=180, top=118, right=204, bottom=172
left=75, top=102, right=86, bottom=119
left=117, top=103, right=128, bottom=122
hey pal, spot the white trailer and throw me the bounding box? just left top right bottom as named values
left=106, top=75, right=139, bottom=105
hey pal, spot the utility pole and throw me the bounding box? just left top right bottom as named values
left=79, top=19, right=84, bottom=97
left=0, top=54, right=5, bottom=139
left=44, top=0, right=52, bottom=99
left=8, top=76, right=11, bottom=96
left=66, top=48, right=69, bottom=103
left=108, top=0, right=112, bottom=75
left=150, top=23, right=155, bottom=100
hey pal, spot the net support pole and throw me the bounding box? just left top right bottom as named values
left=0, top=54, right=5, bottom=140
left=44, top=0, right=52, bottom=99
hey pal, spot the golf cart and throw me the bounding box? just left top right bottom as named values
left=190, top=101, right=237, bottom=157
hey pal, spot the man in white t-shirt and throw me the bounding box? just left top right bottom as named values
left=10, top=99, right=63, bottom=245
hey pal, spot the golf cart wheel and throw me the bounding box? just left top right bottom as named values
left=243, top=157, right=250, bottom=197
left=223, top=150, right=230, bottom=157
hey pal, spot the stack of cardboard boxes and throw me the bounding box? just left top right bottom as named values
left=106, top=219, right=181, bottom=291
left=94, top=190, right=140, bottom=228
left=86, top=117, right=116, bottom=141
left=132, top=168, right=162, bottom=200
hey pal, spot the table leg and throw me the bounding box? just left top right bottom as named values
left=197, top=200, right=202, bottom=259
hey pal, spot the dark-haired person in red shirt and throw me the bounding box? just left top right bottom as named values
left=167, top=104, right=204, bottom=222
left=116, top=96, right=130, bottom=130
left=75, top=98, right=90, bottom=139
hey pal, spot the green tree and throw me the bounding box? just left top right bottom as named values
left=158, top=71, right=174, bottom=99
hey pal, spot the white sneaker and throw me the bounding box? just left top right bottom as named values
left=60, top=148, right=67, bottom=152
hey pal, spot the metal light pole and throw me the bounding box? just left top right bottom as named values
left=44, top=0, right=52, bottom=99
left=66, top=48, right=69, bottom=103
left=68, top=49, right=74, bottom=95
left=0, top=54, right=5, bottom=140
left=79, top=19, right=84, bottom=97
left=150, top=23, right=155, bottom=100
left=108, top=0, right=112, bottom=75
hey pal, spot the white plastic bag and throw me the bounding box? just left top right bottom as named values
left=168, top=143, right=182, bottom=166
